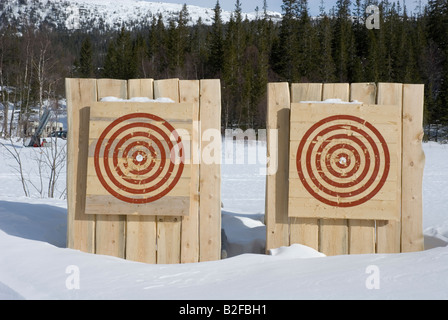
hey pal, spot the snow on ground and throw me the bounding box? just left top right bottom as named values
left=0, top=138, right=447, bottom=300
left=422, top=143, right=448, bottom=249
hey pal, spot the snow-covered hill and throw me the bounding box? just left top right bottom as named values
left=0, top=0, right=282, bottom=31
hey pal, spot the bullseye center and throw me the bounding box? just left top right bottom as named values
left=339, top=156, right=347, bottom=165
left=136, top=154, right=144, bottom=162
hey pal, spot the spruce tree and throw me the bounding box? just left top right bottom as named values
left=166, top=4, right=190, bottom=77
left=252, top=11, right=271, bottom=127
left=134, top=32, right=149, bottom=78
left=241, top=48, right=254, bottom=128
left=426, top=0, right=448, bottom=124
left=79, top=37, right=93, bottom=78
left=222, top=0, right=246, bottom=127
left=333, top=0, right=355, bottom=82
left=103, top=27, right=137, bottom=79
left=222, top=15, right=238, bottom=128
left=149, top=13, right=168, bottom=78
left=208, top=0, right=224, bottom=77
left=296, top=0, right=321, bottom=81
left=189, top=17, right=208, bottom=79
left=317, top=12, right=336, bottom=82
left=272, top=0, right=300, bottom=82
left=166, top=18, right=179, bottom=76
left=365, top=28, right=380, bottom=82
left=351, top=0, right=367, bottom=82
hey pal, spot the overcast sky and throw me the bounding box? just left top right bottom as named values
left=145, top=0, right=427, bottom=16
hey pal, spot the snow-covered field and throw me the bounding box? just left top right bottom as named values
left=0, top=138, right=447, bottom=300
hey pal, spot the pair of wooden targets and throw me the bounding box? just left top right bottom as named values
left=85, top=101, right=193, bottom=216
left=288, top=102, right=401, bottom=221
left=84, top=99, right=400, bottom=221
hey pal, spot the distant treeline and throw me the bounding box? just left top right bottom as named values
left=1, top=0, right=448, bottom=136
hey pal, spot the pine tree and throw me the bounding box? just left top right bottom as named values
left=333, top=0, right=355, bottom=82
left=79, top=37, right=93, bottom=78
left=241, top=47, right=254, bottom=128
left=148, top=13, right=168, bottom=78
left=134, top=32, right=149, bottom=78
left=365, top=28, right=380, bottom=82
left=222, top=0, right=246, bottom=127
left=351, top=0, right=367, bottom=82
left=427, top=0, right=448, bottom=49
left=166, top=5, right=190, bottom=77
left=296, top=0, right=321, bottom=81
left=103, top=27, right=137, bottom=79
left=252, top=12, right=271, bottom=127
left=272, top=0, right=300, bottom=81
left=188, top=17, right=208, bottom=79
left=166, top=18, right=179, bottom=76
left=381, top=1, right=399, bottom=82
left=317, top=12, right=336, bottom=82
left=208, top=0, right=224, bottom=77
left=222, top=14, right=239, bottom=128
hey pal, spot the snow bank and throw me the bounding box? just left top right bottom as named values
left=0, top=226, right=447, bottom=300
left=269, top=244, right=326, bottom=259
left=0, top=140, right=448, bottom=299
left=422, top=142, right=448, bottom=249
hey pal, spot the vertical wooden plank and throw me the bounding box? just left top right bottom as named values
left=401, top=84, right=425, bottom=252
left=97, top=78, right=128, bottom=99
left=319, top=219, right=348, bottom=255
left=377, top=83, right=403, bottom=108
left=348, top=83, right=377, bottom=254
left=289, top=83, right=322, bottom=251
left=127, top=79, right=154, bottom=99
left=348, top=220, right=376, bottom=254
left=179, top=80, right=200, bottom=263
left=153, top=78, right=182, bottom=264
left=154, top=78, right=180, bottom=102
left=126, top=217, right=156, bottom=263
left=290, top=83, right=323, bottom=103
left=350, top=82, right=377, bottom=104
left=199, top=79, right=222, bottom=262
left=322, top=83, right=350, bottom=101
left=95, top=79, right=127, bottom=259
left=157, top=216, right=181, bottom=264
left=319, top=83, right=350, bottom=256
left=66, top=78, right=96, bottom=253
left=125, top=79, right=157, bottom=264
left=376, top=82, right=403, bottom=254
left=265, top=82, right=290, bottom=252
left=290, top=217, right=320, bottom=251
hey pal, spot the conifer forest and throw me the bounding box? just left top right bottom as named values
left=1, top=0, right=448, bottom=139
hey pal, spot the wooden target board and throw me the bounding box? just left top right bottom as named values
left=288, top=102, right=401, bottom=221
left=85, top=101, right=193, bottom=216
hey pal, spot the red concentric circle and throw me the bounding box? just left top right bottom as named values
left=94, top=113, right=185, bottom=204
left=296, top=115, right=390, bottom=207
